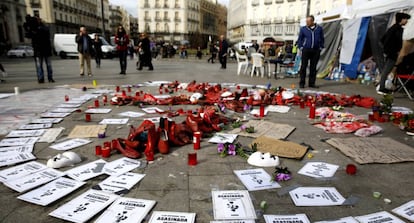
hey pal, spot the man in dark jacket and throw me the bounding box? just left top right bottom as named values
left=219, top=35, right=228, bottom=69
left=75, top=26, right=93, bottom=76
left=137, top=33, right=153, bottom=71
left=378, top=12, right=410, bottom=94
left=31, top=17, right=54, bottom=83
left=297, top=15, right=324, bottom=88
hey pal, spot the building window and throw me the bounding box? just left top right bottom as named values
left=33, top=10, right=40, bottom=17
left=274, top=24, right=283, bottom=35
left=251, top=25, right=260, bottom=36
left=164, top=11, right=168, bottom=19
left=60, top=13, right=62, bottom=20
left=285, top=24, right=296, bottom=35
left=263, top=25, right=271, bottom=35
left=175, top=23, right=179, bottom=32
left=156, top=23, right=160, bottom=32
left=165, top=23, right=169, bottom=32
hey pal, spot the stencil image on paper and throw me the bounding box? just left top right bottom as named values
left=3, top=168, right=64, bottom=193
left=103, top=158, right=141, bottom=176
left=0, top=161, right=47, bottom=182
left=289, top=187, right=346, bottom=206
left=65, top=159, right=107, bottom=182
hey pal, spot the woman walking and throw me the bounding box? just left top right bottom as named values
left=115, top=26, right=129, bottom=75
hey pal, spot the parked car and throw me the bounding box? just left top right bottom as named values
left=54, top=33, right=116, bottom=59
left=7, top=45, right=34, bottom=58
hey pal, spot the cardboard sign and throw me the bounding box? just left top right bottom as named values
left=252, top=136, right=308, bottom=159
left=95, top=197, right=156, bottom=223
left=148, top=211, right=196, bottom=223
left=18, top=177, right=86, bottom=206
left=289, top=187, right=346, bottom=206
left=68, top=125, right=107, bottom=138
left=326, top=137, right=414, bottom=164
left=234, top=168, right=281, bottom=191
left=212, top=190, right=256, bottom=220
left=49, top=189, right=119, bottom=223
left=228, top=120, right=295, bottom=139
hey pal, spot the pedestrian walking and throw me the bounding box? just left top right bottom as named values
left=297, top=15, right=325, bottom=88
left=218, top=35, right=228, bottom=69
left=137, top=33, right=154, bottom=71
left=28, top=17, right=54, bottom=83
left=378, top=12, right=411, bottom=94
left=115, top=25, right=129, bottom=75
left=196, top=47, right=202, bottom=59
left=93, top=34, right=103, bottom=68
left=0, top=63, right=6, bottom=82
left=207, top=44, right=217, bottom=63
left=75, top=26, right=93, bottom=76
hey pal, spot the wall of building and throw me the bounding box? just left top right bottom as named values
left=0, top=0, right=28, bottom=50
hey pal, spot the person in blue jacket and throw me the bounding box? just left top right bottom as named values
left=297, top=15, right=324, bottom=88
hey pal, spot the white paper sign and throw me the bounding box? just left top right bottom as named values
left=0, top=137, right=39, bottom=147
left=298, top=162, right=340, bottom=178
left=30, top=118, right=63, bottom=124
left=38, top=127, right=65, bottom=143
left=289, top=187, right=346, bottom=206
left=49, top=189, right=119, bottom=223
left=40, top=112, right=71, bottom=118
left=142, top=107, right=164, bottom=114
left=18, top=177, right=86, bottom=206
left=355, top=211, right=405, bottom=223
left=314, top=216, right=359, bottom=223
left=118, top=111, right=146, bottom=118
left=19, top=123, right=53, bottom=130
left=211, top=220, right=256, bottom=223
left=6, top=129, right=45, bottom=138
left=208, top=133, right=238, bottom=144
left=264, top=214, right=311, bottom=223
left=50, top=108, right=77, bottom=113
left=65, top=159, right=107, bottom=181
left=50, top=138, right=92, bottom=151
left=0, top=153, right=36, bottom=167
left=3, top=168, right=64, bottom=193
left=0, top=161, right=47, bottom=182
left=149, top=211, right=196, bottom=223
left=99, top=118, right=129, bottom=125
left=103, top=158, right=141, bottom=176
left=56, top=103, right=82, bottom=108
left=212, top=190, right=257, bottom=220
left=85, top=108, right=112, bottom=114
left=95, top=197, right=156, bottom=223
left=95, top=172, right=145, bottom=194
left=392, top=200, right=414, bottom=222
left=234, top=168, right=281, bottom=191
left=0, top=145, right=34, bottom=156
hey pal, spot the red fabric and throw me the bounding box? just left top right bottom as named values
left=115, top=34, right=129, bottom=51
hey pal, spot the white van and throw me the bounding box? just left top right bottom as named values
left=54, top=33, right=116, bottom=59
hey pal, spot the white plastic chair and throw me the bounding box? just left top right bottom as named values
left=250, top=53, right=266, bottom=78
left=236, top=51, right=249, bottom=75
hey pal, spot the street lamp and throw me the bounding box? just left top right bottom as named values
left=101, top=0, right=105, bottom=37
left=306, top=0, right=311, bottom=16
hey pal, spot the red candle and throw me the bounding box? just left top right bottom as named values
left=64, top=95, right=69, bottom=102
left=346, top=164, right=357, bottom=175
left=102, top=95, right=108, bottom=105
left=85, top=113, right=91, bottom=122
left=135, top=91, right=140, bottom=97
left=259, top=104, right=265, bottom=117
left=101, top=147, right=111, bottom=158
left=309, top=103, right=316, bottom=119
left=95, top=145, right=102, bottom=155
left=193, top=131, right=201, bottom=150
left=127, top=86, right=131, bottom=92
left=300, top=100, right=305, bottom=109
left=94, top=99, right=99, bottom=107
left=122, top=90, right=126, bottom=97
left=188, top=152, right=197, bottom=166
left=145, top=151, right=154, bottom=161
left=103, top=141, right=111, bottom=149
left=116, top=86, right=120, bottom=92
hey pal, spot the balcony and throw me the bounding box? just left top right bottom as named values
left=262, top=18, right=272, bottom=24
left=155, top=4, right=162, bottom=8
left=174, top=17, right=181, bottom=22
left=250, top=20, right=259, bottom=25
left=286, top=16, right=296, bottom=23
left=273, top=17, right=283, bottom=24
left=275, top=0, right=284, bottom=3
left=251, top=0, right=259, bottom=6
left=144, top=17, right=152, bottom=22
left=175, top=4, right=180, bottom=8
left=144, top=3, right=150, bottom=8
left=164, top=4, right=169, bottom=8
left=264, top=0, right=273, bottom=5
left=287, top=0, right=296, bottom=2
left=164, top=17, right=171, bottom=22
left=30, top=0, right=41, bottom=8
left=155, top=17, right=162, bottom=21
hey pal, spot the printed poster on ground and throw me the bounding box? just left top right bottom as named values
left=49, top=189, right=119, bottom=223
left=212, top=190, right=257, bottom=220
left=234, top=168, right=281, bottom=191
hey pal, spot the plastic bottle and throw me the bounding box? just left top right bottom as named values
left=339, top=70, right=345, bottom=82
left=364, top=72, right=371, bottom=85
left=333, top=68, right=340, bottom=81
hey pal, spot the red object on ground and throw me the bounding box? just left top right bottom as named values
left=116, top=86, right=120, bottom=92
left=103, top=95, right=108, bottom=105
left=259, top=104, right=265, bottom=117
left=64, top=95, right=69, bottom=102
left=94, top=99, right=99, bottom=107
left=85, top=113, right=91, bottom=122
left=309, top=103, right=316, bottom=119
left=127, top=86, right=131, bottom=92
left=103, top=141, right=111, bottom=149
left=188, top=152, right=197, bottom=166
left=300, top=100, right=305, bottom=109
left=95, top=145, right=102, bottom=155
left=193, top=131, right=201, bottom=150
left=101, top=147, right=111, bottom=158
left=346, top=164, right=357, bottom=175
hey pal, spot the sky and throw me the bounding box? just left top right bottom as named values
left=109, top=0, right=229, bottom=17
